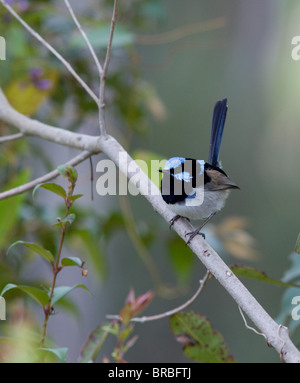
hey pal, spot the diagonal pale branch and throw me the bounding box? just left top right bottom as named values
left=0, top=133, right=24, bottom=143
left=0, top=0, right=99, bottom=104
left=0, top=89, right=300, bottom=362
left=94, top=136, right=300, bottom=364
left=0, top=89, right=101, bottom=152
left=0, top=150, right=92, bottom=199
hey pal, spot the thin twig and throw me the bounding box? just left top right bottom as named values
left=0, top=0, right=99, bottom=104
left=102, top=0, right=118, bottom=81
left=0, top=133, right=24, bottom=143
left=98, top=0, right=119, bottom=135
left=40, top=179, right=74, bottom=348
left=238, top=305, right=268, bottom=342
left=107, top=270, right=211, bottom=323
left=0, top=150, right=92, bottom=200
left=40, top=228, right=66, bottom=348
left=63, top=0, right=103, bottom=78
left=89, top=155, right=94, bottom=201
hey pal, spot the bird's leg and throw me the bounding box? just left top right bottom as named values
left=185, top=213, right=216, bottom=245
left=169, top=215, right=190, bottom=229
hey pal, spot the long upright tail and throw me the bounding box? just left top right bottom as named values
left=208, top=98, right=228, bottom=167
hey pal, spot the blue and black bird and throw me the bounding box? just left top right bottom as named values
left=159, top=98, right=239, bottom=244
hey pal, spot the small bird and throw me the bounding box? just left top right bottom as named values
left=159, top=98, right=239, bottom=244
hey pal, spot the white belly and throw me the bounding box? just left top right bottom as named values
left=167, top=189, right=230, bottom=221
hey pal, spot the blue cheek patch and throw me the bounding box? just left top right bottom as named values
left=174, top=171, right=193, bottom=182
left=164, top=157, right=185, bottom=170
left=163, top=158, right=206, bottom=190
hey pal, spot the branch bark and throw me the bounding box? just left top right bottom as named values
left=0, top=132, right=23, bottom=143
left=0, top=89, right=101, bottom=153
left=0, top=90, right=299, bottom=362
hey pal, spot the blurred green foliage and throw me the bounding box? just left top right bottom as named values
left=169, top=311, right=235, bottom=363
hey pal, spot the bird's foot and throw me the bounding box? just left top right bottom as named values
left=184, top=213, right=216, bottom=244
left=185, top=229, right=206, bottom=245
left=169, top=215, right=190, bottom=229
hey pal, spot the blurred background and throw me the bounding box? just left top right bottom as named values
left=1, top=0, right=300, bottom=363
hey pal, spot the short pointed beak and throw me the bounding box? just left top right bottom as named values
left=158, top=169, right=170, bottom=174
left=226, top=179, right=240, bottom=190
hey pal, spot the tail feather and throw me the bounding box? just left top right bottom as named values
left=208, top=98, right=228, bottom=167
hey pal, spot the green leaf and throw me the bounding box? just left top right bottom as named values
left=32, top=183, right=66, bottom=200
left=57, top=164, right=68, bottom=177
left=38, top=347, right=68, bottom=363
left=1, top=284, right=49, bottom=307
left=168, top=236, right=195, bottom=283
left=55, top=296, right=81, bottom=320
left=231, top=265, right=300, bottom=287
left=7, top=240, right=55, bottom=263
left=68, top=166, right=78, bottom=184
left=51, top=284, right=90, bottom=306
left=119, top=324, right=134, bottom=343
left=61, top=257, right=83, bottom=267
left=68, top=194, right=83, bottom=202
left=80, top=323, right=112, bottom=363
left=295, top=234, right=300, bottom=254
left=0, top=283, right=18, bottom=297
left=169, top=311, right=235, bottom=363
left=57, top=165, right=77, bottom=184
left=0, top=169, right=31, bottom=249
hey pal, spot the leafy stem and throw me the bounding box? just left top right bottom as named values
left=40, top=226, right=66, bottom=348
left=40, top=166, right=77, bottom=348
